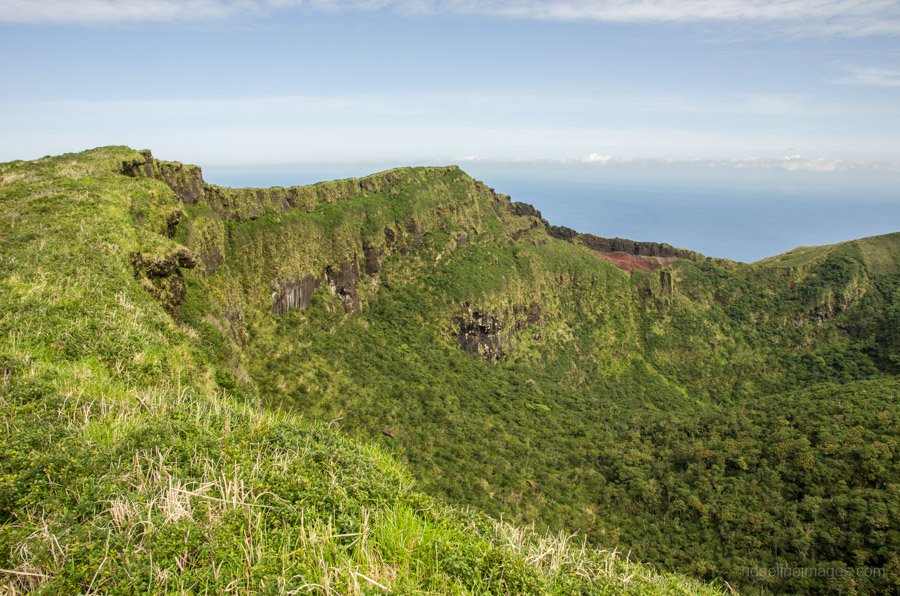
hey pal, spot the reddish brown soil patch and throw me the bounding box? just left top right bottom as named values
left=594, top=251, right=675, bottom=274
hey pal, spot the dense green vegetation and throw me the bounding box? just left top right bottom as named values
left=0, top=148, right=726, bottom=594
left=2, top=146, right=899, bottom=594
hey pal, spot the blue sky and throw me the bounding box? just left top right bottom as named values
left=2, top=0, right=899, bottom=167
left=1, top=1, right=899, bottom=259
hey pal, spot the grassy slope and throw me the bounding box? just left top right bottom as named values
left=149, top=151, right=900, bottom=595
left=0, top=149, right=726, bottom=593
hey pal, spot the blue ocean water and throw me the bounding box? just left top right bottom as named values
left=478, top=177, right=900, bottom=262
left=203, top=163, right=900, bottom=263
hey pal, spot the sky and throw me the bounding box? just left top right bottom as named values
left=1, top=0, right=899, bottom=260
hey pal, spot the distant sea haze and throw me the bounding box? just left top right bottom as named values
left=204, top=163, right=900, bottom=263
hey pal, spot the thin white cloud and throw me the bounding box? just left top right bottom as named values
left=827, top=64, right=900, bottom=86
left=0, top=0, right=249, bottom=23
left=582, top=153, right=613, bottom=165
left=423, top=0, right=900, bottom=36
left=2, top=0, right=899, bottom=36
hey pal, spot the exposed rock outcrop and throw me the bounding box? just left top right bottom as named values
left=272, top=274, right=323, bottom=315
left=546, top=225, right=578, bottom=243
left=579, top=234, right=696, bottom=260
left=271, top=258, right=366, bottom=316
left=456, top=303, right=542, bottom=363
left=123, top=150, right=203, bottom=205
left=510, top=201, right=543, bottom=218
left=364, top=243, right=384, bottom=275
left=130, top=249, right=197, bottom=318
left=636, top=269, right=676, bottom=305
left=165, top=210, right=183, bottom=239
left=328, top=258, right=361, bottom=314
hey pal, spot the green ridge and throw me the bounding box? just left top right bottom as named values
left=3, top=146, right=899, bottom=594
left=0, top=149, right=724, bottom=595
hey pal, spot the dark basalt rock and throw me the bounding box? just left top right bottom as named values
left=579, top=234, right=696, bottom=260
left=198, top=239, right=225, bottom=276
left=457, top=310, right=507, bottom=363
left=456, top=302, right=542, bottom=363
left=359, top=170, right=399, bottom=193
left=272, top=247, right=386, bottom=317
left=272, top=274, right=322, bottom=315
left=547, top=225, right=578, bottom=242
left=165, top=211, right=183, bottom=239
left=328, top=258, right=361, bottom=314
left=364, top=244, right=384, bottom=275
left=533, top=219, right=699, bottom=261
left=510, top=201, right=543, bottom=219
left=522, top=302, right=541, bottom=325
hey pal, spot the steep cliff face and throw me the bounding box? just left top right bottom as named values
left=122, top=150, right=502, bottom=323
left=123, top=150, right=204, bottom=204
left=456, top=303, right=542, bottom=362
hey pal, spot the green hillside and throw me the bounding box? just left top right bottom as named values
left=2, top=146, right=899, bottom=594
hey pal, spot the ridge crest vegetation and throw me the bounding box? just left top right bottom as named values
left=1, top=146, right=898, bottom=594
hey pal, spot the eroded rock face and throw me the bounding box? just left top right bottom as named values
left=132, top=249, right=196, bottom=277
left=328, top=258, right=361, bottom=314
left=547, top=225, right=578, bottom=243
left=130, top=249, right=197, bottom=318
left=123, top=151, right=204, bottom=205
left=457, top=310, right=507, bottom=363
left=579, top=234, right=696, bottom=260
left=270, top=257, right=366, bottom=316
left=364, top=244, right=384, bottom=275
left=408, top=221, right=424, bottom=248
left=510, top=220, right=541, bottom=243
left=272, top=274, right=323, bottom=315
left=510, top=202, right=544, bottom=218
left=456, top=302, right=542, bottom=363
left=272, top=220, right=431, bottom=316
